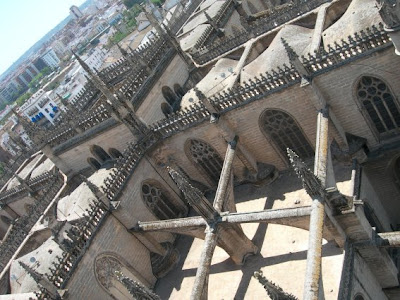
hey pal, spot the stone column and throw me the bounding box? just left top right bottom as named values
left=376, top=0, right=400, bottom=55
left=41, top=145, right=73, bottom=177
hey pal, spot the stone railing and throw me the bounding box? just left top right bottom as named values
left=106, top=23, right=390, bottom=200
left=0, top=152, right=35, bottom=187
left=193, top=0, right=235, bottom=49
left=46, top=103, right=112, bottom=148
left=131, top=48, right=175, bottom=109
left=40, top=198, right=108, bottom=298
left=191, top=0, right=332, bottom=64
left=0, top=170, right=57, bottom=203
left=98, top=58, right=133, bottom=86
left=0, top=172, right=64, bottom=272
left=32, top=36, right=174, bottom=149
left=70, top=84, right=101, bottom=112
left=169, top=0, right=203, bottom=34
left=35, top=24, right=392, bottom=297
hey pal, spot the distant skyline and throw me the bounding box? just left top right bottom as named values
left=0, top=0, right=87, bottom=76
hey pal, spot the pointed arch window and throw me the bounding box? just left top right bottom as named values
left=109, top=148, right=123, bottom=159
left=88, top=157, right=101, bottom=170
left=141, top=181, right=184, bottom=220
left=161, top=86, right=177, bottom=106
left=260, top=109, right=314, bottom=159
left=91, top=145, right=111, bottom=163
left=186, top=139, right=223, bottom=186
left=94, top=253, right=151, bottom=300
left=173, top=84, right=185, bottom=99
left=357, top=76, right=400, bottom=135
left=161, top=102, right=173, bottom=117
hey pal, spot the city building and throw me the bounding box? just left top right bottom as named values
left=40, top=48, right=61, bottom=70
left=41, top=48, right=61, bottom=70
left=20, top=89, right=60, bottom=126
left=70, top=5, right=84, bottom=20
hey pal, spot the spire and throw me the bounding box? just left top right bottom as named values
left=168, top=167, right=219, bottom=223
left=232, top=0, right=249, bottom=21
left=74, top=51, right=121, bottom=109
left=204, top=12, right=224, bottom=37
left=281, top=38, right=298, bottom=61
left=15, top=173, right=34, bottom=194
left=116, top=42, right=128, bottom=56
left=72, top=50, right=93, bottom=75
left=57, top=93, right=75, bottom=113
left=194, top=87, right=218, bottom=116
left=117, top=43, right=142, bottom=72
left=287, top=148, right=322, bottom=198
left=19, top=261, right=61, bottom=299
left=80, top=175, right=119, bottom=210
left=281, top=38, right=310, bottom=81
left=128, top=46, right=152, bottom=73
left=145, top=9, right=165, bottom=37
left=19, top=261, right=42, bottom=283
left=160, top=23, right=195, bottom=69
left=253, top=270, right=299, bottom=300
left=115, top=271, right=161, bottom=300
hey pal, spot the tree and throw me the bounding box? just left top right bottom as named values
left=123, top=0, right=138, bottom=8
left=15, top=92, right=32, bottom=107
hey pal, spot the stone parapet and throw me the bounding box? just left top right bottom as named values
left=191, top=0, right=333, bottom=65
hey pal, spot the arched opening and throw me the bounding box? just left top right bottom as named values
left=356, top=76, right=400, bottom=136
left=173, top=84, right=185, bottom=99
left=88, top=157, right=101, bottom=170
left=186, top=139, right=223, bottom=186
left=354, top=294, right=365, bottom=300
left=94, top=253, right=150, bottom=300
left=109, top=148, right=123, bottom=159
left=141, top=181, right=184, bottom=220
left=91, top=145, right=111, bottom=163
left=161, top=86, right=177, bottom=106
left=161, top=102, right=173, bottom=117
left=260, top=109, right=314, bottom=160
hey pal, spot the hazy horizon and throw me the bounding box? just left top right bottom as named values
left=0, top=0, right=86, bottom=77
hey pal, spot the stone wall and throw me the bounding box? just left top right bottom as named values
left=58, top=124, right=133, bottom=173
left=351, top=252, right=388, bottom=299
left=136, top=55, right=189, bottom=124
left=65, top=215, right=157, bottom=300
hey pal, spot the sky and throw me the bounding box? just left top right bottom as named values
left=0, top=0, right=87, bottom=76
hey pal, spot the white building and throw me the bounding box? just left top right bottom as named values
left=70, top=5, right=83, bottom=20
left=136, top=12, right=151, bottom=32
left=41, top=49, right=61, bottom=70
left=82, top=47, right=108, bottom=72
left=20, top=89, right=60, bottom=126
left=51, top=40, right=68, bottom=57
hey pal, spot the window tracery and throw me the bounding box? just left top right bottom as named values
left=260, top=109, right=313, bottom=159
left=357, top=76, right=400, bottom=135
left=142, top=181, right=183, bottom=220
left=187, top=139, right=223, bottom=185
left=96, top=255, right=122, bottom=290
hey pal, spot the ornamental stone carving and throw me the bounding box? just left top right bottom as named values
left=95, top=255, right=122, bottom=290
